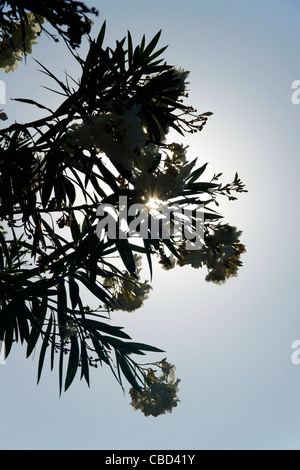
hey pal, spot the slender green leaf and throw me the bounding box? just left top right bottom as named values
left=148, top=45, right=168, bottom=63
left=139, top=30, right=162, bottom=62
left=80, top=340, right=90, bottom=386
left=50, top=320, right=56, bottom=371
left=83, top=319, right=131, bottom=339
left=186, top=182, right=219, bottom=191
left=41, top=158, right=57, bottom=208
left=127, top=342, right=164, bottom=354
left=37, top=315, right=53, bottom=384
left=115, top=238, right=136, bottom=276
left=73, top=271, right=112, bottom=306
left=127, top=30, right=133, bottom=66
left=0, top=229, right=11, bottom=267
left=116, top=352, right=142, bottom=392
left=15, top=301, right=30, bottom=344
left=187, top=162, right=208, bottom=184
left=34, top=59, right=69, bottom=95
left=65, top=335, right=79, bottom=391
left=204, top=212, right=223, bottom=220
left=96, top=20, right=106, bottom=48
left=140, top=34, right=146, bottom=54
left=59, top=338, right=64, bottom=396
left=1, top=302, right=14, bottom=359
left=91, top=336, right=109, bottom=364
left=95, top=158, right=119, bottom=192
left=161, top=237, right=181, bottom=259
left=62, top=176, right=76, bottom=205
left=12, top=97, right=54, bottom=114
left=57, top=280, right=67, bottom=338
left=26, top=298, right=47, bottom=358
left=143, top=238, right=153, bottom=280
left=69, top=277, right=79, bottom=309
left=70, top=212, right=81, bottom=244
left=89, top=174, right=107, bottom=199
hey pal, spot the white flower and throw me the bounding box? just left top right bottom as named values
left=0, top=14, right=45, bottom=73
left=205, top=264, right=227, bottom=284
left=62, top=321, right=77, bottom=342
left=129, top=360, right=180, bottom=417
left=177, top=248, right=204, bottom=269
left=165, top=160, right=195, bottom=197
left=66, top=105, right=147, bottom=171
left=169, top=142, right=188, bottom=164
left=159, top=253, right=176, bottom=270
left=135, top=143, right=160, bottom=172
left=170, top=67, right=190, bottom=93
left=131, top=169, right=184, bottom=201
left=116, top=278, right=152, bottom=312
left=104, top=271, right=152, bottom=313
left=67, top=113, right=111, bottom=149
left=177, top=224, right=246, bottom=284
left=211, top=224, right=242, bottom=245
left=0, top=47, right=23, bottom=73
left=131, top=142, right=195, bottom=200
left=133, top=254, right=143, bottom=270
left=113, top=104, right=146, bottom=152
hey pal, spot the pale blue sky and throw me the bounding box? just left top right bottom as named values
left=1, top=0, right=300, bottom=450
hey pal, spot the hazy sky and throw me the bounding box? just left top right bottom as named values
left=1, top=0, right=300, bottom=450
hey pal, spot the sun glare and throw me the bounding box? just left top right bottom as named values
left=145, top=197, right=162, bottom=210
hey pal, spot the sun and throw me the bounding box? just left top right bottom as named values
left=145, top=197, right=162, bottom=210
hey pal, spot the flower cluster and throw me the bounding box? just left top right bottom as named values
left=131, top=142, right=195, bottom=200
left=66, top=104, right=147, bottom=171
left=0, top=14, right=45, bottom=73
left=169, top=67, right=190, bottom=94
left=62, top=320, right=77, bottom=343
left=65, top=68, right=192, bottom=202
left=178, top=223, right=246, bottom=284
left=158, top=251, right=176, bottom=271
left=103, top=256, right=152, bottom=312
left=129, top=360, right=180, bottom=417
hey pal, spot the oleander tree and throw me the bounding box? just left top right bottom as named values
left=0, top=0, right=247, bottom=417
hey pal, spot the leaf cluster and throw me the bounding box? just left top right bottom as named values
left=0, top=21, right=246, bottom=395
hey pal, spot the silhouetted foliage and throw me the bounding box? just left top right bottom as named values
left=0, top=0, right=98, bottom=48
left=0, top=3, right=247, bottom=416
